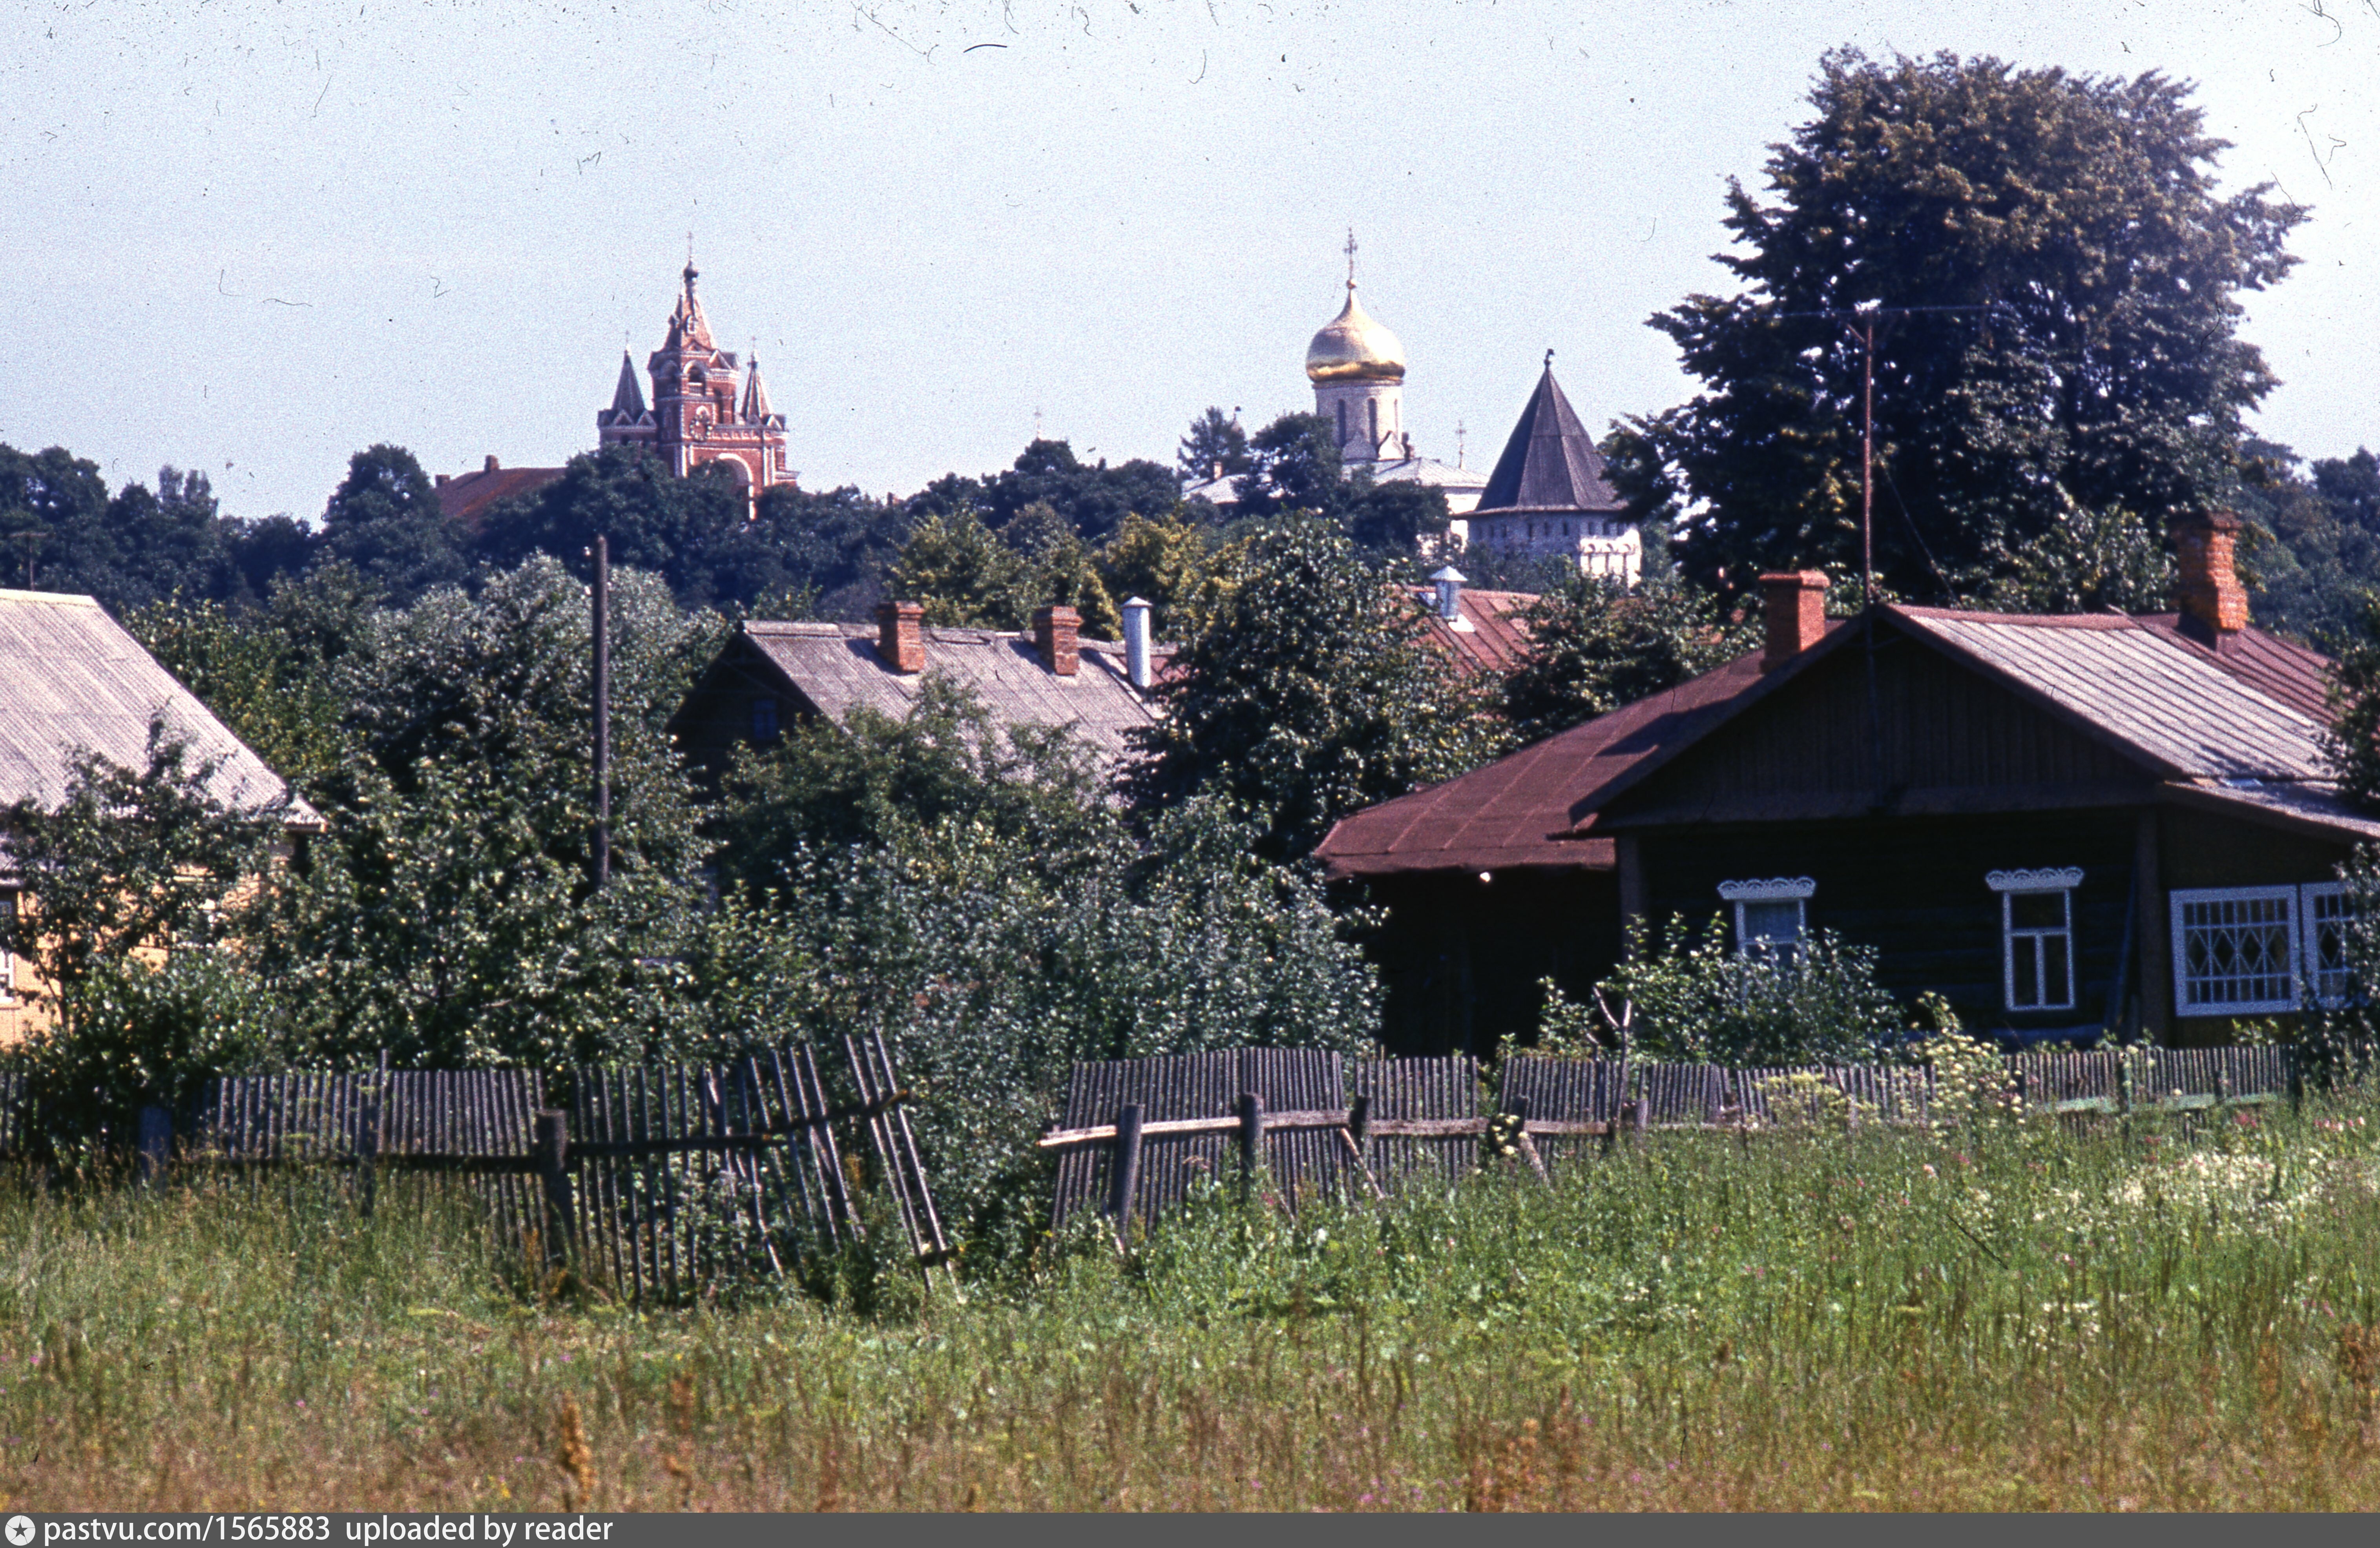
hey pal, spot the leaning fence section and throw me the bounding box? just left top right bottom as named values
left=1349, top=1056, right=1478, bottom=1194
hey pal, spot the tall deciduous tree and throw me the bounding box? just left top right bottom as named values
left=1128, top=518, right=1505, bottom=859
left=319, top=444, right=470, bottom=605
left=1645, top=50, right=2304, bottom=602
left=1500, top=575, right=1757, bottom=743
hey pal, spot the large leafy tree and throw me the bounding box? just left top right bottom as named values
left=473, top=445, right=750, bottom=609
left=0, top=443, right=110, bottom=594
left=1646, top=49, right=2304, bottom=602
left=319, top=444, right=471, bottom=605
left=1500, top=574, right=1758, bottom=743
left=905, top=439, right=1181, bottom=546
left=1178, top=407, right=1252, bottom=483
left=1128, top=518, right=1506, bottom=859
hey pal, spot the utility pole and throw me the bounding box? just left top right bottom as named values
left=592, top=535, right=611, bottom=888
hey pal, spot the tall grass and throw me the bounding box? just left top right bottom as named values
left=6, top=1099, right=2380, bottom=1510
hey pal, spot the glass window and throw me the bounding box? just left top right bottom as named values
left=1719, top=878, right=1815, bottom=961
left=2303, top=882, right=2353, bottom=1007
left=2003, top=888, right=2074, bottom=1011
left=750, top=698, right=780, bottom=742
left=2171, top=886, right=2300, bottom=1014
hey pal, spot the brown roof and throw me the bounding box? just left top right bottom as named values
left=433, top=466, right=566, bottom=528
left=1472, top=364, right=1625, bottom=515
left=1317, top=606, right=2349, bottom=879
left=1411, top=587, right=1537, bottom=676
left=0, top=589, right=318, bottom=828
left=734, top=621, right=1162, bottom=770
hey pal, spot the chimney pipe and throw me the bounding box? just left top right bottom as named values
left=1759, top=571, right=1830, bottom=671
left=1122, top=597, right=1153, bottom=690
left=2173, top=510, right=2248, bottom=640
left=876, top=600, right=925, bottom=673
left=1033, top=605, right=1081, bottom=676
left=484, top=454, right=500, bottom=473
left=1429, top=565, right=1466, bottom=624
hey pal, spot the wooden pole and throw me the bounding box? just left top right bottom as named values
left=1107, top=1102, right=1143, bottom=1249
left=1236, top=1091, right=1265, bottom=1201
left=591, top=535, right=611, bottom=888
left=534, top=1110, right=574, bottom=1269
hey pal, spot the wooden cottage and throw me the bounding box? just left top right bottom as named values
left=670, top=600, right=1165, bottom=785
left=1318, top=513, right=2371, bottom=1051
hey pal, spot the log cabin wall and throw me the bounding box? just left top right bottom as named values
left=1632, top=811, right=2141, bottom=1041
left=1362, top=869, right=1621, bottom=1056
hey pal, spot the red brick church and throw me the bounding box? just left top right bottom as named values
left=435, top=260, right=794, bottom=523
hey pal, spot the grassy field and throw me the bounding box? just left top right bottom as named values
left=5, top=1094, right=2380, bottom=1511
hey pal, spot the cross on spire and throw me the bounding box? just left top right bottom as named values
left=1344, top=228, right=1358, bottom=292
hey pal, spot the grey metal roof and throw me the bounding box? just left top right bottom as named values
left=0, top=589, right=318, bottom=825
left=1472, top=364, right=1625, bottom=514
left=741, top=622, right=1160, bottom=767
left=1893, top=609, right=2329, bottom=780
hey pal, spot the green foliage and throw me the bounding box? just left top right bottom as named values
left=1500, top=573, right=1756, bottom=742
left=320, top=445, right=469, bottom=606
left=1128, top=518, right=1507, bottom=859
left=1178, top=406, right=1252, bottom=482
left=904, top=438, right=1183, bottom=549
left=885, top=507, right=1032, bottom=629
left=1971, top=497, right=2172, bottom=615
left=1599, top=915, right=1909, bottom=1066
left=1232, top=413, right=1344, bottom=518
left=2326, top=602, right=2380, bottom=809
left=1646, top=49, right=2305, bottom=602
left=1092, top=512, right=1215, bottom=640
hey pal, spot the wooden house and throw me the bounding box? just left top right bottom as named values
left=670, top=600, right=1164, bottom=785
left=0, top=589, right=321, bottom=1043
left=1318, top=513, right=2369, bottom=1051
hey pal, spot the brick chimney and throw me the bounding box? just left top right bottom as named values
left=1032, top=605, right=1080, bottom=676
left=876, top=600, right=925, bottom=673
left=1759, top=571, right=1830, bottom=671
left=2173, top=510, right=2248, bottom=639
left=484, top=454, right=500, bottom=473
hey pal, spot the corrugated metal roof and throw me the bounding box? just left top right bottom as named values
left=1894, top=609, right=2327, bottom=780
left=0, top=589, right=318, bottom=826
left=433, top=466, right=566, bottom=528
left=1412, top=586, right=1537, bottom=676
left=741, top=622, right=1160, bottom=766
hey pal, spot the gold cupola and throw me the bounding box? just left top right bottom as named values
left=1305, top=283, right=1407, bottom=384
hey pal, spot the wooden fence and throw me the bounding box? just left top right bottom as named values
left=0, top=1036, right=949, bottom=1302
left=1044, top=1045, right=2305, bottom=1236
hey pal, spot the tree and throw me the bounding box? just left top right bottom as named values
left=2326, top=591, right=2380, bottom=809
left=86, top=468, right=236, bottom=611
left=1094, top=513, right=1214, bottom=640
left=319, top=445, right=471, bottom=605
left=1644, top=49, right=2305, bottom=602
left=1343, top=475, right=1451, bottom=558
left=741, top=483, right=910, bottom=620
left=1501, top=574, right=1758, bottom=742
left=1128, top=518, right=1506, bottom=859
left=1232, top=414, right=1343, bottom=519
left=0, top=443, right=110, bottom=593
left=885, top=509, right=1031, bottom=628
left=903, top=439, right=1182, bottom=547
left=473, top=444, right=752, bottom=609
left=1179, top=407, right=1252, bottom=483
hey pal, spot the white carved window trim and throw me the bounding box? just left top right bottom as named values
left=2302, top=882, right=2353, bottom=1008
left=1719, top=877, right=1815, bottom=959
left=1988, top=869, right=2082, bottom=1013
left=2171, top=885, right=2302, bottom=1016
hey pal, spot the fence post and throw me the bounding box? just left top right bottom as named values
left=1106, top=1102, right=1143, bottom=1250
left=1507, top=1095, right=1550, bottom=1184
left=137, top=1105, right=172, bottom=1189
left=1236, top=1091, right=1265, bottom=1201
left=533, top=1110, right=574, bottom=1269
left=1339, top=1092, right=1384, bottom=1202
left=1632, top=1096, right=1651, bottom=1152
left=2290, top=1050, right=2306, bottom=1117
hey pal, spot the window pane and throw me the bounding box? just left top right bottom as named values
left=2012, top=938, right=2041, bottom=1007
left=2179, top=893, right=2294, bottom=1007
left=2043, top=935, right=2071, bottom=1007
left=1742, top=901, right=1801, bottom=946
left=2009, top=891, right=2066, bottom=929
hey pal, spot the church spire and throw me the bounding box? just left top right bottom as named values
left=608, top=350, right=647, bottom=420
left=667, top=254, right=714, bottom=351
left=741, top=354, right=772, bottom=423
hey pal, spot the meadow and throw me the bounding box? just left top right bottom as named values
left=4, top=1094, right=2380, bottom=1512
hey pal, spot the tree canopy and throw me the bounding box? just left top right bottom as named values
left=1643, top=49, right=2305, bottom=603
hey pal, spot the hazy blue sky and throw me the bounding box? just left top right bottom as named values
left=3, top=0, right=2374, bottom=522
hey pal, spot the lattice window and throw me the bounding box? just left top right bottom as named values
left=2303, top=882, right=2353, bottom=1008
left=2172, top=886, right=2300, bottom=1014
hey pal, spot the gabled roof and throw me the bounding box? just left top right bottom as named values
left=1409, top=586, right=1537, bottom=676
left=1316, top=605, right=2355, bottom=879
left=1473, top=363, right=1625, bottom=515
left=0, top=590, right=318, bottom=829
left=723, top=622, right=1162, bottom=769
left=604, top=351, right=647, bottom=422
left=433, top=465, right=566, bottom=529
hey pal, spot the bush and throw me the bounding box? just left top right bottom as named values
left=1598, top=915, right=1908, bottom=1066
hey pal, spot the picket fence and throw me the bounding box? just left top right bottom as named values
left=1043, top=1045, right=2303, bottom=1237
left=0, top=1036, right=949, bottom=1302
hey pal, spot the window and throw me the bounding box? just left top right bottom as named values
left=1336, top=401, right=1347, bottom=443
left=1719, top=877, right=1815, bottom=959
left=750, top=697, right=780, bottom=742
left=2305, top=882, right=2353, bottom=1007
left=1988, top=868, right=2081, bottom=1012
left=2172, top=885, right=2302, bottom=1014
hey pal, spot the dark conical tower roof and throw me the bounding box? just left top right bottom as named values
left=608, top=351, right=647, bottom=419
left=1473, top=360, right=1623, bottom=513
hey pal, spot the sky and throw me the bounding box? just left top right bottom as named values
left=2, top=0, right=2376, bottom=523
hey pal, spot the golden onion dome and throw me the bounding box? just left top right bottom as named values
left=1305, top=285, right=1407, bottom=383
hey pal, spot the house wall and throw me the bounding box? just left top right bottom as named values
left=666, top=636, right=808, bottom=787
left=1360, top=868, right=1621, bottom=1056
left=2152, top=802, right=2356, bottom=1047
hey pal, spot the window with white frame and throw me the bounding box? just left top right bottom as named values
left=2171, top=885, right=2309, bottom=1014
left=1987, top=868, right=2082, bottom=1012
left=2304, top=882, right=2353, bottom=1007
left=1718, top=877, right=1815, bottom=960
